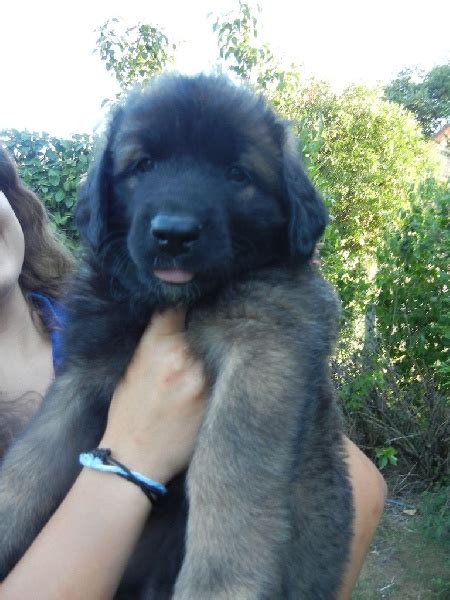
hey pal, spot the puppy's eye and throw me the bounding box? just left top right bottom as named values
left=227, top=166, right=250, bottom=183
left=134, top=157, right=155, bottom=173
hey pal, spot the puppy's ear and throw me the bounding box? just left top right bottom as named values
left=75, top=103, right=125, bottom=249
left=75, top=145, right=113, bottom=249
left=281, top=128, right=328, bottom=260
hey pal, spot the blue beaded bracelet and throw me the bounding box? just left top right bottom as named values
left=79, top=448, right=167, bottom=502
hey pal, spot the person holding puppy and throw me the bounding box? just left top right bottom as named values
left=0, top=145, right=385, bottom=598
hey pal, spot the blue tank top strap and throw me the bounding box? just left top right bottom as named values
left=28, top=291, right=65, bottom=371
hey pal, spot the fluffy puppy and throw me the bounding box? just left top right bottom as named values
left=0, top=74, right=352, bottom=599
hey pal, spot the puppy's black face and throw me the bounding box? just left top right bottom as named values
left=77, top=75, right=327, bottom=305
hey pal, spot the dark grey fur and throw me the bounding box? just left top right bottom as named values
left=0, top=74, right=353, bottom=598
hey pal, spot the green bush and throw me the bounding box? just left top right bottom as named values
left=336, top=348, right=448, bottom=483
left=0, top=129, right=93, bottom=243
left=95, top=18, right=176, bottom=99
left=293, top=86, right=440, bottom=334
left=298, top=86, right=438, bottom=255
left=384, top=64, right=450, bottom=137
left=416, top=485, right=450, bottom=547
left=376, top=180, right=449, bottom=390
left=335, top=180, right=449, bottom=483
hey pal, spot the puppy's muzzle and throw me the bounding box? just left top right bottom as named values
left=151, top=215, right=202, bottom=257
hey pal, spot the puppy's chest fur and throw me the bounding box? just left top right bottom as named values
left=187, top=265, right=338, bottom=377
left=66, top=263, right=337, bottom=389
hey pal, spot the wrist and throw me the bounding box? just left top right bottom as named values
left=79, top=465, right=152, bottom=510
left=98, top=436, right=171, bottom=486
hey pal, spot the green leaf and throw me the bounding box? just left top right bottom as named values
left=55, top=190, right=65, bottom=203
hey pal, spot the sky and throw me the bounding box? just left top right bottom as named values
left=0, top=0, right=448, bottom=137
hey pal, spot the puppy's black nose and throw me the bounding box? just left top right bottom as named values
left=151, top=215, right=201, bottom=256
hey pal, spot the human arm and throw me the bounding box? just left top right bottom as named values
left=338, top=437, right=387, bottom=599
left=1, top=307, right=206, bottom=600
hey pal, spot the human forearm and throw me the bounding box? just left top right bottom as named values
left=0, top=308, right=207, bottom=598
left=1, top=467, right=151, bottom=600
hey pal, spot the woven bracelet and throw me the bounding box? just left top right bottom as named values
left=79, top=448, right=167, bottom=503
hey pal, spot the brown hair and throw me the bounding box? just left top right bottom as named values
left=0, top=146, right=74, bottom=299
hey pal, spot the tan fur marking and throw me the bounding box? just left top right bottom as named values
left=241, top=149, right=279, bottom=191
left=240, top=122, right=282, bottom=192
left=237, top=186, right=256, bottom=202
left=112, top=138, right=145, bottom=176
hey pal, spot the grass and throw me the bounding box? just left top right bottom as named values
left=352, top=498, right=449, bottom=599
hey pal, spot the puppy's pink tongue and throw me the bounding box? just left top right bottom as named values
left=153, top=269, right=194, bottom=284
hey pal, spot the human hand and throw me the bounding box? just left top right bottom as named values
left=100, top=307, right=207, bottom=485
